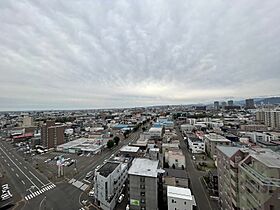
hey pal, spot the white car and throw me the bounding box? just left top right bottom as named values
left=118, top=194, right=124, bottom=203
left=88, top=189, right=94, bottom=197
left=2, top=184, right=9, bottom=190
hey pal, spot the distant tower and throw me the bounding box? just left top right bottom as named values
left=221, top=101, right=227, bottom=109
left=227, top=100, right=234, bottom=106
left=214, top=101, right=220, bottom=110
left=245, top=98, right=255, bottom=109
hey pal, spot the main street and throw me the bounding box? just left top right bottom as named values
left=0, top=141, right=82, bottom=210
left=175, top=125, right=218, bottom=210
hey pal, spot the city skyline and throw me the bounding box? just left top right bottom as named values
left=1, top=0, right=280, bottom=111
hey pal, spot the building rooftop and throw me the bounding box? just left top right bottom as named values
left=164, top=168, right=188, bottom=179
left=205, top=133, right=231, bottom=142
left=120, top=145, right=140, bottom=153
left=128, top=158, right=159, bottom=178
left=167, top=186, right=193, bottom=200
left=251, top=150, right=280, bottom=168
left=217, top=146, right=240, bottom=158
left=97, top=162, right=120, bottom=177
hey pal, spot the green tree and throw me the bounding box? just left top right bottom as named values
left=113, top=136, right=120, bottom=145
left=107, top=140, right=114, bottom=148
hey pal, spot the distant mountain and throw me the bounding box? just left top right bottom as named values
left=255, top=97, right=280, bottom=105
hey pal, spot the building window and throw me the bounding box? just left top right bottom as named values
left=140, top=177, right=145, bottom=182
left=140, top=185, right=145, bottom=189
left=141, top=199, right=145, bottom=203
left=172, top=199, right=176, bottom=203
left=184, top=201, right=186, bottom=205
left=270, top=205, right=274, bottom=210
left=141, top=192, right=145, bottom=196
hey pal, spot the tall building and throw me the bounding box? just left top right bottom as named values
left=217, top=147, right=280, bottom=210
left=41, top=120, right=65, bottom=149
left=239, top=149, right=280, bottom=210
left=245, top=98, right=255, bottom=109
left=128, top=158, right=159, bottom=210
left=221, top=101, right=227, bottom=109
left=256, top=109, right=280, bottom=130
left=217, top=146, right=249, bottom=210
left=94, top=161, right=128, bottom=210
left=204, top=133, right=231, bottom=160
left=214, top=101, right=220, bottom=110
left=228, top=100, right=234, bottom=106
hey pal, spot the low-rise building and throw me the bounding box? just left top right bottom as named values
left=165, top=149, right=186, bottom=169
left=187, top=136, right=205, bottom=154
left=167, top=186, right=196, bottom=210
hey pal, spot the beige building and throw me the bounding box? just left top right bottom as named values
left=204, top=133, right=231, bottom=160
left=239, top=149, right=280, bottom=210
left=217, top=146, right=280, bottom=210
left=256, top=109, right=280, bottom=130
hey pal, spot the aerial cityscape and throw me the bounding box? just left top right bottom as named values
left=1, top=1, right=280, bottom=210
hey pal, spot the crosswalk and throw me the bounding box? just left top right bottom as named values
left=68, top=178, right=89, bottom=191
left=24, top=183, right=56, bottom=201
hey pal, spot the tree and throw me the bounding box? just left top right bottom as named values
left=107, top=140, right=114, bottom=149
left=172, top=164, right=176, bottom=169
left=113, top=136, right=120, bottom=145
left=164, top=162, right=169, bottom=168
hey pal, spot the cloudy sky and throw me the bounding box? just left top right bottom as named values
left=1, top=0, right=280, bottom=110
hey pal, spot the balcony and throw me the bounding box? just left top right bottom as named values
left=240, top=163, right=280, bottom=187
left=230, top=160, right=238, bottom=168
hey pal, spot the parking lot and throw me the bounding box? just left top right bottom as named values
left=29, top=151, right=98, bottom=181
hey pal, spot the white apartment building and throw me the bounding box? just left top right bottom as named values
left=167, top=186, right=196, bottom=210
left=187, top=137, right=205, bottom=154
left=148, top=127, right=163, bottom=139
left=94, top=161, right=128, bottom=210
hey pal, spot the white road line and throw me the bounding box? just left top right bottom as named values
left=19, top=162, right=22, bottom=165
left=24, top=166, right=27, bottom=169
left=22, top=180, right=25, bottom=185
left=11, top=168, right=14, bottom=171
left=7, top=163, right=10, bottom=166
left=16, top=173, right=19, bottom=178
left=15, top=158, right=18, bottom=161
left=0, top=146, right=40, bottom=190
left=29, top=171, right=46, bottom=186
left=4, top=159, right=6, bottom=162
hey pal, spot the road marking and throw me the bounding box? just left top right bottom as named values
left=11, top=168, right=14, bottom=171
left=4, top=159, right=6, bottom=162
left=29, top=171, right=46, bottom=186
left=7, top=163, right=10, bottom=166
left=22, top=180, right=25, bottom=185
left=24, top=166, right=27, bottom=169
left=15, top=158, right=18, bottom=161
left=16, top=173, right=19, bottom=177
left=0, top=146, right=40, bottom=190
left=19, top=162, right=22, bottom=165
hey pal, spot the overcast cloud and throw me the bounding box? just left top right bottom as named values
left=0, top=0, right=280, bottom=110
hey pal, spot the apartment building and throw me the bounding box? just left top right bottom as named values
left=94, top=161, right=128, bottom=210
left=167, top=186, right=196, bottom=210
left=256, top=109, right=280, bottom=130
left=239, top=149, right=280, bottom=210
left=204, top=133, right=231, bottom=160
left=187, top=136, right=205, bottom=154
left=217, top=146, right=249, bottom=210
left=41, top=120, right=65, bottom=149
left=128, top=158, right=159, bottom=210
left=217, top=146, right=280, bottom=210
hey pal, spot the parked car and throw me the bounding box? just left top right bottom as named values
left=88, top=189, right=94, bottom=197
left=118, top=194, right=124, bottom=203
left=85, top=171, right=93, bottom=179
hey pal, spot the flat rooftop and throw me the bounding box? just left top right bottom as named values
left=217, top=146, right=240, bottom=158
left=205, top=133, right=230, bottom=142
left=97, top=162, right=120, bottom=177
left=120, top=145, right=140, bottom=153
left=167, top=186, right=193, bottom=200
left=251, top=150, right=280, bottom=168
left=128, top=158, right=159, bottom=178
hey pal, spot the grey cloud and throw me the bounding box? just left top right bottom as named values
left=0, top=0, right=280, bottom=110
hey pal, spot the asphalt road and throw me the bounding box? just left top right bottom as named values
left=175, top=125, right=218, bottom=210
left=0, top=141, right=82, bottom=210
